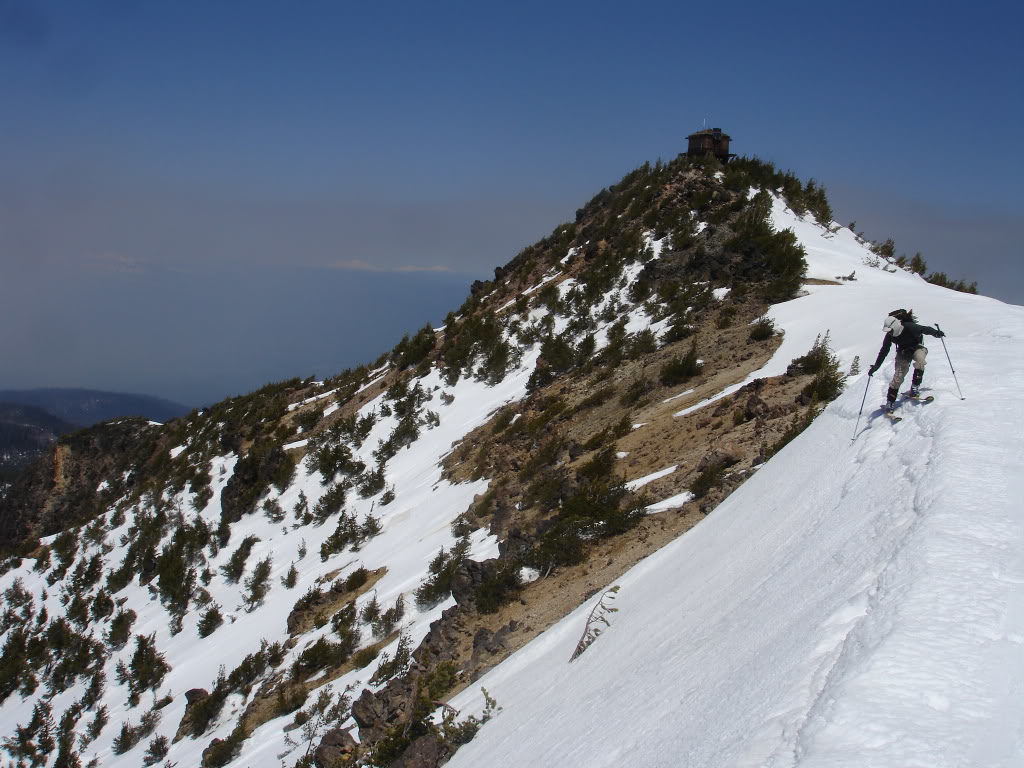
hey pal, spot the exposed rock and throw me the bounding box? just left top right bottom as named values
left=450, top=559, right=489, bottom=608
left=185, top=687, right=209, bottom=704
left=472, top=620, right=520, bottom=658
left=351, top=684, right=414, bottom=745
left=497, top=528, right=532, bottom=560
left=415, top=606, right=463, bottom=666
left=742, top=393, right=770, bottom=421
left=174, top=688, right=211, bottom=742
left=314, top=727, right=357, bottom=767
left=472, top=628, right=495, bottom=657
left=697, top=449, right=740, bottom=473
left=201, top=738, right=225, bottom=766
left=390, top=734, right=449, bottom=768
left=351, top=607, right=468, bottom=751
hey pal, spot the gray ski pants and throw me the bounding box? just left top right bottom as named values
left=890, top=346, right=927, bottom=390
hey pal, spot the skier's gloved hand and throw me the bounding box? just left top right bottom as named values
left=867, top=364, right=879, bottom=376
left=934, top=328, right=945, bottom=337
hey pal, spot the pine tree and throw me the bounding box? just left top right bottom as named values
left=660, top=341, right=703, bottom=386
left=220, top=535, right=260, bottom=584
left=198, top=604, right=224, bottom=638
left=111, top=720, right=140, bottom=755
left=117, top=634, right=170, bottom=705
left=244, top=556, right=273, bottom=610
left=142, top=734, right=169, bottom=766
left=281, top=562, right=299, bottom=589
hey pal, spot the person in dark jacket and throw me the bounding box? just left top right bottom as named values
left=868, top=308, right=945, bottom=412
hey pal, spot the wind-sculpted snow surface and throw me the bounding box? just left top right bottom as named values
left=445, top=212, right=1024, bottom=767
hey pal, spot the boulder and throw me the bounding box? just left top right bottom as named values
left=314, top=727, right=357, bottom=768
left=185, top=687, right=208, bottom=704
left=742, top=394, right=769, bottom=421
left=173, top=688, right=210, bottom=742
left=697, top=449, right=740, bottom=473
left=450, top=559, right=489, bottom=608
left=390, top=734, right=449, bottom=768
left=472, top=620, right=520, bottom=657
left=351, top=689, right=390, bottom=742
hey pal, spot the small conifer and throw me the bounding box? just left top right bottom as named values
left=244, top=556, right=273, bottom=610
left=198, top=604, right=224, bottom=638
left=282, top=562, right=299, bottom=589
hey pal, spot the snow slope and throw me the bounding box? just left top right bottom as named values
left=444, top=209, right=1024, bottom=767
left=0, top=348, right=539, bottom=767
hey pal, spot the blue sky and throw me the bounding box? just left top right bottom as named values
left=2, top=0, right=1021, bottom=405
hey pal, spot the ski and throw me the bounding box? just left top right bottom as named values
left=873, top=404, right=902, bottom=424
left=876, top=393, right=931, bottom=426
left=902, top=393, right=935, bottom=404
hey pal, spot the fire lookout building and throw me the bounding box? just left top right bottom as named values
left=686, top=128, right=735, bottom=163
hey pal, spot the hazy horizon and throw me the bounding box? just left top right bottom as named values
left=1, top=265, right=478, bottom=407
left=3, top=0, right=1021, bottom=405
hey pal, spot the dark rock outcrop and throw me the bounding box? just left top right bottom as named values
left=314, top=727, right=357, bottom=767
left=186, top=687, right=209, bottom=703
left=351, top=607, right=465, bottom=747
left=450, top=559, right=489, bottom=608
left=390, top=734, right=449, bottom=768
left=351, top=680, right=416, bottom=745
left=697, top=449, right=740, bottom=473
left=174, top=688, right=211, bottom=742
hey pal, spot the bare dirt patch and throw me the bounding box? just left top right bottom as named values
left=286, top=567, right=387, bottom=637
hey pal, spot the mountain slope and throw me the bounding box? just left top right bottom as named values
left=443, top=202, right=1024, bottom=768
left=0, top=153, right=1017, bottom=768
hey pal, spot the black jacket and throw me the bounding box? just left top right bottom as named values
left=872, top=321, right=942, bottom=368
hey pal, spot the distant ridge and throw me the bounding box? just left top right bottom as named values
left=0, top=387, right=189, bottom=427
left=0, top=402, right=77, bottom=481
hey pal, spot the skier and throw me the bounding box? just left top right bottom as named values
left=867, top=309, right=945, bottom=413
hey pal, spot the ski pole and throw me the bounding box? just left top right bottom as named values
left=852, top=373, right=872, bottom=440
left=936, top=324, right=964, bottom=400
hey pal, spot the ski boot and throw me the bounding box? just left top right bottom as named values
left=885, top=386, right=899, bottom=415
left=909, top=369, right=924, bottom=398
